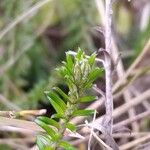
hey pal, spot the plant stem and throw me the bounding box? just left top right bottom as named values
left=53, top=103, right=77, bottom=150
left=104, top=0, right=113, bottom=134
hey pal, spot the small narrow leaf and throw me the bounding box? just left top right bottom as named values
left=59, top=141, right=76, bottom=150
left=87, top=67, right=103, bottom=82
left=45, top=146, right=54, bottom=150
left=36, top=135, right=46, bottom=150
left=53, top=87, right=70, bottom=102
left=66, top=54, right=74, bottom=70
left=47, top=96, right=64, bottom=114
left=83, top=82, right=92, bottom=89
left=37, top=116, right=60, bottom=129
left=76, top=48, right=83, bottom=60
left=51, top=113, right=66, bottom=119
left=88, top=53, right=96, bottom=66
left=35, top=119, right=56, bottom=139
left=79, top=95, right=96, bottom=103
left=66, top=123, right=76, bottom=132
left=63, top=63, right=73, bottom=76
left=72, top=109, right=94, bottom=117
left=47, top=91, right=67, bottom=110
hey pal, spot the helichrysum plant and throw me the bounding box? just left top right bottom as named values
left=35, top=49, right=103, bottom=150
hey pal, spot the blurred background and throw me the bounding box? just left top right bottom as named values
left=0, top=0, right=150, bottom=149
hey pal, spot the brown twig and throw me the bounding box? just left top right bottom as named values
left=0, top=109, right=46, bottom=118
left=113, top=89, right=150, bottom=118
left=104, top=0, right=113, bottom=135
left=120, top=134, right=150, bottom=150
left=114, top=110, right=150, bottom=130
left=86, top=90, right=150, bottom=136
left=113, top=38, right=150, bottom=93
left=0, top=117, right=42, bottom=133
left=130, top=86, right=150, bottom=111
left=71, top=132, right=150, bottom=146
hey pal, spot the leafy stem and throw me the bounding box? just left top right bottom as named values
left=35, top=48, right=103, bottom=150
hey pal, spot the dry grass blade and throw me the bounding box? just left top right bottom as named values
left=113, top=38, right=150, bottom=93
left=114, top=110, right=150, bottom=129
left=120, top=134, right=150, bottom=150
left=0, top=117, right=42, bottom=133
left=88, top=110, right=97, bottom=150
left=0, top=0, right=53, bottom=40
left=104, top=0, right=113, bottom=135
left=113, top=89, right=150, bottom=118
left=0, top=109, right=46, bottom=118
left=92, top=131, right=113, bottom=150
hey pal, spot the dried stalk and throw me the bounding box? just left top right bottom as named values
left=71, top=132, right=150, bottom=146
left=114, top=110, right=150, bottom=129
left=113, top=38, right=150, bottom=93
left=104, top=0, right=113, bottom=134
left=120, top=134, right=150, bottom=150
left=0, top=117, right=42, bottom=133
left=113, top=89, right=150, bottom=118
left=95, top=0, right=140, bottom=132
left=0, top=109, right=46, bottom=118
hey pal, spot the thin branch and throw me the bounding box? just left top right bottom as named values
left=113, top=89, right=150, bottom=118
left=88, top=110, right=97, bottom=150
left=120, top=134, right=150, bottom=150
left=114, top=110, right=150, bottom=130
left=123, top=91, right=139, bottom=132
left=113, top=38, right=150, bottom=93
left=0, top=109, right=46, bottom=118
left=103, top=0, right=113, bottom=136
left=130, top=86, right=150, bottom=111
left=92, top=131, right=113, bottom=150
left=92, top=84, right=105, bottom=98
left=87, top=91, right=150, bottom=134
left=0, top=117, right=42, bottom=133
left=95, top=0, right=141, bottom=132
left=71, top=132, right=150, bottom=146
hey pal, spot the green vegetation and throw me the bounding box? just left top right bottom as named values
left=35, top=49, right=103, bottom=150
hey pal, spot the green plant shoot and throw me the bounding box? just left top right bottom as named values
left=35, top=48, right=103, bottom=150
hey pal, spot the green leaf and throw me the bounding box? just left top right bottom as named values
left=83, top=82, right=92, bottom=89
left=45, top=146, right=54, bottom=150
left=58, top=65, right=72, bottom=77
left=79, top=95, right=96, bottom=103
left=53, top=87, right=70, bottom=102
left=35, top=119, right=57, bottom=140
left=47, top=96, right=64, bottom=114
left=59, top=141, right=76, bottom=150
left=48, top=91, right=67, bottom=110
left=66, top=54, right=74, bottom=70
left=63, top=62, right=73, bottom=76
left=88, top=52, right=96, bottom=66
left=57, top=66, right=66, bottom=76
left=36, top=135, right=52, bottom=150
left=72, top=109, right=94, bottom=117
left=46, top=91, right=66, bottom=114
left=66, top=123, right=76, bottom=132
left=37, top=116, right=60, bottom=129
left=87, top=67, right=103, bottom=82
left=76, top=48, right=83, bottom=60
left=36, top=135, right=45, bottom=150
left=51, top=113, right=66, bottom=119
